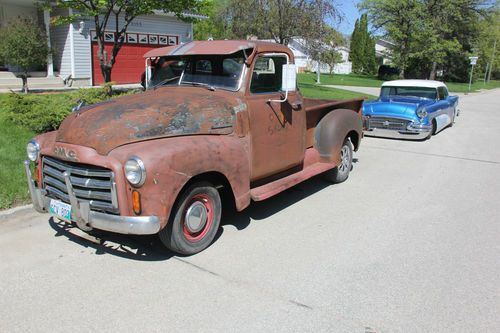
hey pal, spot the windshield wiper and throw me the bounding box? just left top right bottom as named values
left=152, top=76, right=181, bottom=90
left=181, top=81, right=216, bottom=91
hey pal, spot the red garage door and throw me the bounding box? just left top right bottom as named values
left=91, top=32, right=179, bottom=85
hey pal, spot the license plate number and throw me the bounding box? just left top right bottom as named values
left=49, top=199, right=72, bottom=221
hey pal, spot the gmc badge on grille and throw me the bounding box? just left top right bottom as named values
left=54, top=146, right=78, bottom=162
left=382, top=120, right=390, bottom=127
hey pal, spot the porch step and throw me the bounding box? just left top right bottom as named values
left=250, top=162, right=335, bottom=201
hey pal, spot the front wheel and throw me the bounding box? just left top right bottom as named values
left=159, top=181, right=221, bottom=255
left=324, top=138, right=353, bottom=184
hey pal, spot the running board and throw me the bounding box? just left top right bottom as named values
left=250, top=162, right=335, bottom=201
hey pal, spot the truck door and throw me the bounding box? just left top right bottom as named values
left=246, top=53, right=306, bottom=181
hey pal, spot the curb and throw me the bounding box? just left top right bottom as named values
left=0, top=204, right=33, bottom=218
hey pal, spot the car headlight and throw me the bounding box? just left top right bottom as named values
left=416, top=108, right=428, bottom=119
left=26, top=140, right=40, bottom=162
left=124, top=157, right=146, bottom=187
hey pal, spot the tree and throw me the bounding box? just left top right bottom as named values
left=49, top=0, right=204, bottom=84
left=0, top=18, right=49, bottom=93
left=321, top=49, right=342, bottom=74
left=349, top=14, right=376, bottom=75
left=220, top=0, right=341, bottom=45
left=193, top=0, right=230, bottom=40
left=359, top=0, right=494, bottom=81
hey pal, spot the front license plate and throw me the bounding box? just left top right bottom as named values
left=49, top=199, right=72, bottom=221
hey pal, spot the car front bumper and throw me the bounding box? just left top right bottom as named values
left=24, top=160, right=161, bottom=235
left=363, top=117, right=432, bottom=140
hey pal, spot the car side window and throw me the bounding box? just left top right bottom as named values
left=437, top=87, right=448, bottom=100
left=250, top=55, right=287, bottom=94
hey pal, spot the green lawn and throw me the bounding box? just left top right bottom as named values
left=299, top=73, right=385, bottom=88
left=299, top=82, right=376, bottom=100
left=0, top=94, right=35, bottom=209
left=299, top=73, right=500, bottom=93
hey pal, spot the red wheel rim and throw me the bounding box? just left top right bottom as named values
left=182, top=193, right=214, bottom=242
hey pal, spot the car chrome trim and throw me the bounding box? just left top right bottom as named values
left=24, top=160, right=160, bottom=235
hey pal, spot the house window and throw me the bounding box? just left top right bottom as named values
left=127, top=34, right=137, bottom=43
left=139, top=34, right=148, bottom=44
left=149, top=35, right=158, bottom=44
left=104, top=32, right=114, bottom=42
left=159, top=35, right=168, bottom=45
left=168, top=36, right=177, bottom=45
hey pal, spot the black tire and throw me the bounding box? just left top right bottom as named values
left=324, top=138, right=353, bottom=184
left=427, top=120, right=437, bottom=139
left=159, top=181, right=221, bottom=255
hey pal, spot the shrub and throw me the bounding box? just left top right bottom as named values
left=3, top=85, right=134, bottom=133
left=377, top=65, right=400, bottom=80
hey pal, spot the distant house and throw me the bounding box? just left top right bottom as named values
left=263, top=37, right=353, bottom=74
left=375, top=39, right=395, bottom=65
left=0, top=0, right=196, bottom=86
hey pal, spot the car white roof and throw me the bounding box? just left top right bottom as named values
left=382, top=79, right=447, bottom=89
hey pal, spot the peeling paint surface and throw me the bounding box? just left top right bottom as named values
left=56, top=86, right=239, bottom=155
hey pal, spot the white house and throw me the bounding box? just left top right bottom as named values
left=284, top=38, right=352, bottom=74
left=0, top=0, right=195, bottom=86
left=375, top=39, right=395, bottom=65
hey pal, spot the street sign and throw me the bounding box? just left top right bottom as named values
left=469, top=56, right=478, bottom=65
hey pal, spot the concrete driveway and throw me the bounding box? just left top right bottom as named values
left=1, top=89, right=499, bottom=332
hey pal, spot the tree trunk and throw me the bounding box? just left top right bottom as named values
left=21, top=73, right=28, bottom=94
left=399, top=67, right=405, bottom=79
left=429, top=62, right=437, bottom=80
left=101, top=65, right=112, bottom=83
left=316, top=62, right=321, bottom=84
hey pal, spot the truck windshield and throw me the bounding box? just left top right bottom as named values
left=380, top=86, right=437, bottom=99
left=180, top=53, right=246, bottom=91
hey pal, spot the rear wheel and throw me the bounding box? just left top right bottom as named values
left=159, top=181, right=221, bottom=255
left=324, top=138, right=353, bottom=184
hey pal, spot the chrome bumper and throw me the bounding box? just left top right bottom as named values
left=24, top=160, right=160, bottom=235
left=364, top=120, right=432, bottom=140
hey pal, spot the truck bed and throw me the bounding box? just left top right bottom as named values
left=304, top=98, right=364, bottom=148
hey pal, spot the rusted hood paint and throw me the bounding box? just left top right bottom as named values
left=56, top=86, right=242, bottom=155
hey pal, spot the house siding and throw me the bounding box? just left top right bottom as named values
left=50, top=8, right=73, bottom=78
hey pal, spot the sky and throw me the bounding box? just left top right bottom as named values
left=334, top=0, right=361, bottom=36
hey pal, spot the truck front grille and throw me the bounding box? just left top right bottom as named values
left=42, top=156, right=118, bottom=214
left=366, top=117, right=411, bottom=131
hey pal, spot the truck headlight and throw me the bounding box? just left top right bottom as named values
left=416, top=108, right=428, bottom=119
left=124, top=157, right=146, bottom=187
left=26, top=140, right=40, bottom=162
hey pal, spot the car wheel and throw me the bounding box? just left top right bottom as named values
left=427, top=120, right=437, bottom=139
left=159, top=181, right=221, bottom=255
left=324, top=138, right=353, bottom=184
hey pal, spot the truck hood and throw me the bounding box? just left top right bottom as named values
left=56, top=86, right=243, bottom=155
left=363, top=96, right=435, bottom=118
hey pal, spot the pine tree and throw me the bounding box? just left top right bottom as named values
left=350, top=18, right=363, bottom=73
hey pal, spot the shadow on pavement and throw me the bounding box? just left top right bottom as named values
left=48, top=165, right=359, bottom=261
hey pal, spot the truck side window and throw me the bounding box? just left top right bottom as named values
left=250, top=55, right=287, bottom=93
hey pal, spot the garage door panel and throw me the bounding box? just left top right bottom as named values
left=92, top=42, right=164, bottom=85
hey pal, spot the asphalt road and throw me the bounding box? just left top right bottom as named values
left=1, top=89, right=499, bottom=332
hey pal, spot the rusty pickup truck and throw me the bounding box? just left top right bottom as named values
left=24, top=40, right=363, bottom=254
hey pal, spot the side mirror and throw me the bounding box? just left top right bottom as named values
left=268, top=64, right=297, bottom=104
left=281, top=64, right=297, bottom=92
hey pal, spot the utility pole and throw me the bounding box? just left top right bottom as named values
left=487, top=38, right=496, bottom=83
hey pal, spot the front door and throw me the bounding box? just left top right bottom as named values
left=246, top=53, right=305, bottom=181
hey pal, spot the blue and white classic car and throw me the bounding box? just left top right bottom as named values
left=363, top=80, right=459, bottom=139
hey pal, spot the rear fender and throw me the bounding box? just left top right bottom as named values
left=314, top=108, right=363, bottom=163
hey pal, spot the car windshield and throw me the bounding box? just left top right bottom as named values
left=380, top=86, right=437, bottom=99
left=148, top=51, right=247, bottom=91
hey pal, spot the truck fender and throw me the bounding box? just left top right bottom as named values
left=314, top=108, right=363, bottom=163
